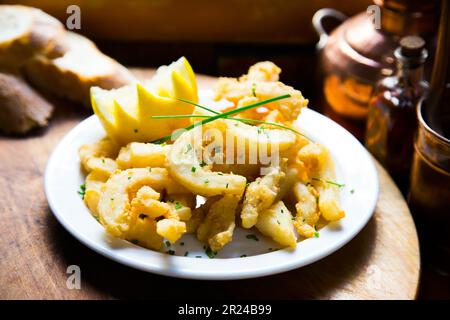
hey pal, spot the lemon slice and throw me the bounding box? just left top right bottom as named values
left=91, top=56, right=198, bottom=145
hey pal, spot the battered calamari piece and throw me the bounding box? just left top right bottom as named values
left=167, top=127, right=247, bottom=197
left=255, top=201, right=297, bottom=247
left=292, top=182, right=320, bottom=238
left=197, top=195, right=240, bottom=252
left=82, top=157, right=118, bottom=216
left=241, top=166, right=285, bottom=229
left=290, top=140, right=345, bottom=223
left=116, top=142, right=171, bottom=169
left=242, top=61, right=281, bottom=82
left=97, top=167, right=190, bottom=248
left=130, top=186, right=187, bottom=243
left=78, top=137, right=119, bottom=172
left=79, top=138, right=120, bottom=217
left=213, top=62, right=308, bottom=123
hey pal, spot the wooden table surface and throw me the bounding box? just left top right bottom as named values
left=0, top=69, right=420, bottom=300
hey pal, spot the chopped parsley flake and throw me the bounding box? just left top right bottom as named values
left=191, top=166, right=196, bottom=173
left=139, top=213, right=148, bottom=219
left=164, top=240, right=171, bottom=247
left=246, top=234, right=259, bottom=241
left=314, top=232, right=320, bottom=238
left=180, top=242, right=185, bottom=246
left=101, top=158, right=105, bottom=164
left=127, top=176, right=132, bottom=180
left=277, top=220, right=281, bottom=225
left=226, top=183, right=229, bottom=189
left=204, top=179, right=209, bottom=184
left=184, top=251, right=189, bottom=256
left=167, top=250, right=175, bottom=255
left=185, top=144, right=192, bottom=154
left=110, top=198, right=114, bottom=201
left=77, top=184, right=86, bottom=199
left=240, top=254, right=247, bottom=258
left=148, top=168, right=152, bottom=172
left=350, top=189, right=355, bottom=194
left=130, top=239, right=139, bottom=245
left=199, top=160, right=207, bottom=167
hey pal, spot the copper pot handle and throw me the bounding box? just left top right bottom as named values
left=312, top=8, right=347, bottom=50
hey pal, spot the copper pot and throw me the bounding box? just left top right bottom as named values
left=313, top=1, right=437, bottom=121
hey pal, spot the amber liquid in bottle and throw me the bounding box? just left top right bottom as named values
left=365, top=37, right=428, bottom=192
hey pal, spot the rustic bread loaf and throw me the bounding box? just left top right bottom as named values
left=0, top=5, right=65, bottom=72
left=0, top=72, right=53, bottom=134
left=23, top=31, right=135, bottom=107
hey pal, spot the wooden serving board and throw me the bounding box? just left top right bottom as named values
left=0, top=69, right=420, bottom=300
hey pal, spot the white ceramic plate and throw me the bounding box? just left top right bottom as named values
left=45, top=90, right=378, bottom=280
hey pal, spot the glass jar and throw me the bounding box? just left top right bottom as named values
left=408, top=97, right=450, bottom=275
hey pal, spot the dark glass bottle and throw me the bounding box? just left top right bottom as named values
left=365, top=36, right=428, bottom=192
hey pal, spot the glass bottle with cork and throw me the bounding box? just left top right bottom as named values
left=365, top=35, right=428, bottom=192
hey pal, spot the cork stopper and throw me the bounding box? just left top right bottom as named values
left=399, top=36, right=426, bottom=57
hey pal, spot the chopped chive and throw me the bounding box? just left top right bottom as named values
left=199, top=160, right=207, bottom=167
left=139, top=213, right=148, bottom=219
left=185, top=143, right=192, bottom=154
left=77, top=184, right=86, bottom=199
left=110, top=198, right=114, bottom=201
left=277, top=220, right=281, bottom=225
left=176, top=98, right=220, bottom=115
left=191, top=166, right=196, bottom=172
left=205, top=247, right=216, bottom=259
left=101, top=158, right=105, bottom=164
left=240, top=254, right=247, bottom=258
left=246, top=234, right=259, bottom=241
left=180, top=242, right=185, bottom=246
left=312, top=177, right=345, bottom=188
left=184, top=251, right=189, bottom=256
left=164, top=240, right=171, bottom=247
left=314, top=232, right=320, bottom=238
left=204, top=179, right=209, bottom=184
left=226, top=183, right=229, bottom=189
left=195, top=256, right=202, bottom=258
left=175, top=202, right=183, bottom=210
left=152, top=94, right=291, bottom=144
left=167, top=250, right=175, bottom=255
left=350, top=189, right=355, bottom=194
left=127, top=176, right=132, bottom=180
left=148, top=168, right=152, bottom=172
left=130, top=239, right=139, bottom=245
left=251, top=83, right=257, bottom=97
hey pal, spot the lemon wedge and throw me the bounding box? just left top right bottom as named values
left=91, top=57, right=198, bottom=145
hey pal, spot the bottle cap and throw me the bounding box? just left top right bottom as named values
left=399, top=36, right=426, bottom=57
